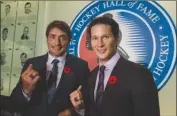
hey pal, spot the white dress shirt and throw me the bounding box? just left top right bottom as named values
left=22, top=52, right=84, bottom=115
left=47, top=53, right=66, bottom=87
left=22, top=52, right=66, bottom=100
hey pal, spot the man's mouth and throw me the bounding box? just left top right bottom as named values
left=97, top=49, right=106, bottom=54
left=52, top=45, right=62, bottom=50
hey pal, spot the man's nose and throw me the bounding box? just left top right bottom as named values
left=97, top=38, right=104, bottom=47
left=55, top=37, right=61, bottom=45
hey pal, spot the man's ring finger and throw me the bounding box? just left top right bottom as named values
left=29, top=74, right=35, bottom=79
left=74, top=97, right=79, bottom=102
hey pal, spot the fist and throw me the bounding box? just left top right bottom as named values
left=21, top=64, right=40, bottom=95
left=70, top=86, right=84, bottom=110
left=58, top=109, right=71, bottom=116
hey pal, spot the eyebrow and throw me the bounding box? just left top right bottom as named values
left=49, top=33, right=67, bottom=36
left=91, top=34, right=110, bottom=37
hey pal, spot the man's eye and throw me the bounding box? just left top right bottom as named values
left=60, top=35, right=69, bottom=41
left=49, top=34, right=56, bottom=39
left=91, top=37, right=97, bottom=40
left=103, top=36, right=109, bottom=39
left=60, top=35, right=67, bottom=40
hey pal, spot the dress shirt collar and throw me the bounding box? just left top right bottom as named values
left=48, top=52, right=66, bottom=64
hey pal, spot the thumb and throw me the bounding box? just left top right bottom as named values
left=77, top=85, right=82, bottom=91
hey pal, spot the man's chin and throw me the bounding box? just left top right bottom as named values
left=97, top=55, right=107, bottom=61
left=54, top=52, right=65, bottom=57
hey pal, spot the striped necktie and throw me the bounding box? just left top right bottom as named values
left=47, top=59, right=59, bottom=104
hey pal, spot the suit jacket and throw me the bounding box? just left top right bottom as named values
left=88, top=56, right=160, bottom=116
left=10, top=53, right=90, bottom=116
left=21, top=35, right=29, bottom=40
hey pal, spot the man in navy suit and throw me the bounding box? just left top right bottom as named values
left=10, top=20, right=90, bottom=116
left=85, top=16, right=160, bottom=116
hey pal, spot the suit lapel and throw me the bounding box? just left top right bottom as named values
left=30, top=54, right=48, bottom=104
left=57, top=54, right=71, bottom=89
left=90, top=67, right=99, bottom=104
left=99, top=57, right=125, bottom=108
left=38, top=54, right=48, bottom=86
left=53, top=54, right=75, bottom=103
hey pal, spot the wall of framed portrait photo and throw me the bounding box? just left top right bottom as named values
left=0, top=1, right=39, bottom=96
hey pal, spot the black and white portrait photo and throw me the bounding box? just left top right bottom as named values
left=0, top=52, right=6, bottom=65
left=0, top=78, right=4, bottom=91
left=20, top=52, right=27, bottom=66
left=24, top=2, right=32, bottom=14
left=5, top=4, right=11, bottom=16
left=2, top=28, right=8, bottom=41
left=21, top=26, right=30, bottom=40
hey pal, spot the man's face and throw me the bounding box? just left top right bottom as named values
left=1, top=53, right=5, bottom=60
left=90, top=24, right=118, bottom=64
left=21, top=54, right=27, bottom=62
left=23, top=27, right=29, bottom=36
left=5, top=5, right=10, bottom=15
left=24, top=4, right=31, bottom=14
left=2, top=29, right=8, bottom=40
left=0, top=77, right=3, bottom=91
left=47, top=28, right=70, bottom=57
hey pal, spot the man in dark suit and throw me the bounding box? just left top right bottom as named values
left=20, top=52, right=27, bottom=66
left=21, top=27, right=30, bottom=40
left=2, top=28, right=8, bottom=41
left=10, top=20, right=90, bottom=116
left=86, top=16, right=160, bottom=116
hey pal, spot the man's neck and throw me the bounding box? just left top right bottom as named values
left=99, top=51, right=117, bottom=65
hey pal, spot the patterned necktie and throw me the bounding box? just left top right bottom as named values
left=96, top=65, right=106, bottom=106
left=47, top=59, right=59, bottom=104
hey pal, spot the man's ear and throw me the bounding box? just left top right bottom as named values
left=117, top=30, right=122, bottom=45
left=86, top=32, right=93, bottom=51
left=68, top=37, right=72, bottom=43
left=116, top=37, right=120, bottom=46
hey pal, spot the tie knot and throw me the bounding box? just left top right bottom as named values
left=99, top=65, right=106, bottom=72
left=52, top=59, right=59, bottom=65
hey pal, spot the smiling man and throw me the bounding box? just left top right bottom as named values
left=10, top=20, right=90, bottom=116
left=86, top=16, right=160, bottom=116
left=24, top=2, right=32, bottom=14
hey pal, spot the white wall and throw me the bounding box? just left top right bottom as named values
left=157, top=2, right=176, bottom=115
left=35, top=1, right=176, bottom=116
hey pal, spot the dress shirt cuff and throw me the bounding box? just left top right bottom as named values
left=22, top=89, right=31, bottom=102
left=75, top=109, right=85, bottom=116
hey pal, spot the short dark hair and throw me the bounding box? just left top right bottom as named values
left=5, top=5, right=10, bottom=8
left=3, top=28, right=8, bottom=33
left=87, top=16, right=119, bottom=40
left=46, top=20, right=72, bottom=39
left=24, top=26, right=29, bottom=30
left=25, top=2, right=31, bottom=7
left=20, top=52, right=27, bottom=58
left=1, top=53, right=5, bottom=56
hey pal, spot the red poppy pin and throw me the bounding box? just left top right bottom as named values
left=64, top=66, right=71, bottom=74
left=108, top=76, right=117, bottom=85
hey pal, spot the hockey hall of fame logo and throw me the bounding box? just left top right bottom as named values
left=68, top=1, right=176, bottom=91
